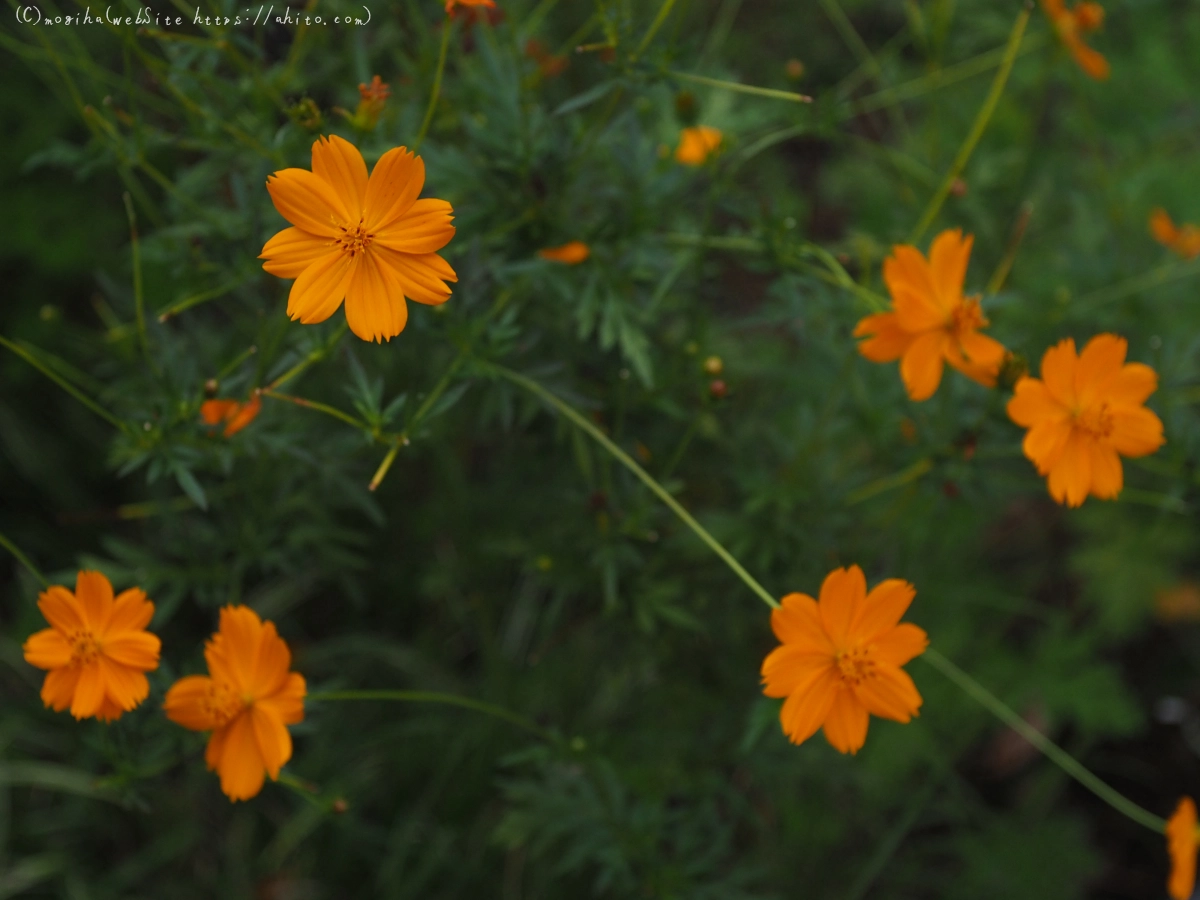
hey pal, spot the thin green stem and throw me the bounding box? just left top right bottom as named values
left=492, top=365, right=779, bottom=610
left=122, top=193, right=152, bottom=371
left=909, top=5, right=1030, bottom=243
left=414, top=17, right=452, bottom=152
left=986, top=201, right=1034, bottom=295
left=261, top=390, right=370, bottom=431
left=1076, top=257, right=1200, bottom=308
left=0, top=531, right=48, bottom=588
left=267, top=323, right=348, bottom=391
left=670, top=71, right=812, bottom=104
left=309, top=689, right=559, bottom=742
left=158, top=278, right=246, bottom=322
left=0, top=336, right=129, bottom=433
left=846, top=458, right=933, bottom=504
left=922, top=648, right=1167, bottom=834
left=635, top=0, right=679, bottom=59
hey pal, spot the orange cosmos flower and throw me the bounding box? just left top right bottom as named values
left=200, top=394, right=262, bottom=437
left=23, top=571, right=160, bottom=722
left=1151, top=209, right=1200, bottom=260
left=524, top=39, right=568, bottom=77
left=538, top=241, right=590, bottom=264
left=1040, top=0, right=1110, bottom=80
left=1167, top=796, right=1198, bottom=900
left=164, top=606, right=306, bottom=802
left=1007, top=334, right=1165, bottom=507
left=675, top=126, right=723, bottom=166
left=761, top=565, right=928, bottom=754
left=854, top=229, right=1007, bottom=401
left=260, top=135, right=457, bottom=344
left=445, top=0, right=494, bottom=14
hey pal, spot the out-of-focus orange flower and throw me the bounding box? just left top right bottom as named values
left=1156, top=583, right=1200, bottom=622
left=164, top=606, right=306, bottom=802
left=1007, top=334, right=1164, bottom=507
left=446, top=0, right=495, bottom=17
left=1150, top=209, right=1200, bottom=259
left=201, top=394, right=262, bottom=437
left=538, top=241, right=590, bottom=264
left=23, top=571, right=160, bottom=722
left=854, top=229, right=1007, bottom=401
left=675, top=126, right=723, bottom=166
left=1040, top=0, right=1110, bottom=80
left=761, top=565, right=927, bottom=754
left=1167, top=797, right=1198, bottom=900
left=524, top=39, right=567, bottom=77
left=260, top=135, right=457, bottom=343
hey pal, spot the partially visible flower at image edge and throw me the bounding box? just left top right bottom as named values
left=164, top=605, right=306, bottom=802
left=446, top=0, right=495, bottom=14
left=761, top=565, right=928, bottom=754
left=538, top=241, right=590, bottom=265
left=201, top=394, right=261, bottom=437
left=1150, top=208, right=1200, bottom=260
left=675, top=126, right=723, bottom=166
left=1039, top=0, right=1110, bottom=80
left=1167, top=796, right=1198, bottom=900
left=1006, top=334, right=1164, bottom=507
left=259, top=134, right=457, bottom=343
left=22, top=570, right=161, bottom=722
left=854, top=228, right=1007, bottom=401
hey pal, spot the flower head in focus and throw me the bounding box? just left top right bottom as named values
left=1007, top=334, right=1164, bottom=507
left=260, top=135, right=457, bottom=343
left=761, top=565, right=928, bottom=754
left=1167, top=796, right=1198, bottom=900
left=1150, top=209, right=1200, bottom=259
left=854, top=229, right=1007, bottom=401
left=538, top=241, right=590, bottom=265
left=164, top=606, right=306, bottom=802
left=201, top=394, right=262, bottom=437
left=675, top=126, right=723, bottom=166
left=23, top=571, right=161, bottom=722
left=1040, top=0, right=1110, bottom=80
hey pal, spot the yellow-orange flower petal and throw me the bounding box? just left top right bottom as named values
left=260, top=136, right=456, bottom=343
left=1007, top=334, right=1164, bottom=507
left=855, top=229, right=1006, bottom=401
left=164, top=605, right=306, bottom=802
left=1040, top=0, right=1110, bottom=80
left=1167, top=797, right=1198, bottom=900
left=762, top=565, right=927, bottom=754
left=22, top=571, right=160, bottom=722
left=675, top=126, right=723, bottom=166
left=538, top=241, right=591, bottom=265
left=1150, top=209, right=1200, bottom=260
left=446, top=0, right=495, bottom=13
left=201, top=395, right=261, bottom=437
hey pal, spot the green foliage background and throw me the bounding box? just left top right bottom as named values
left=2, top=0, right=1200, bottom=896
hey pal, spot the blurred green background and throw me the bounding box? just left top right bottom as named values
left=2, top=0, right=1200, bottom=896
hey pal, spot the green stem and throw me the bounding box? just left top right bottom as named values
left=414, top=17, right=452, bottom=152
left=308, top=689, right=558, bottom=742
left=1076, top=257, right=1200, bottom=308
left=634, top=0, right=679, bottom=59
left=922, top=648, right=1166, bottom=834
left=0, top=336, right=129, bottom=433
left=908, top=5, right=1030, bottom=243
left=0, top=531, right=48, bottom=588
left=122, top=193, right=152, bottom=371
left=266, top=323, right=348, bottom=391
left=669, top=71, right=812, bottom=104
left=261, top=390, right=370, bottom=431
left=491, top=365, right=779, bottom=611
left=157, top=278, right=245, bottom=322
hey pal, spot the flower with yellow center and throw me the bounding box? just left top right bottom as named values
left=164, top=606, right=306, bottom=802
left=675, top=126, right=723, bottom=166
left=1167, top=797, right=1198, bottom=900
left=1006, top=334, right=1165, bottom=507
left=259, top=135, right=457, bottom=343
left=854, top=228, right=1007, bottom=401
left=761, top=565, right=928, bottom=754
left=22, top=571, right=161, bottom=722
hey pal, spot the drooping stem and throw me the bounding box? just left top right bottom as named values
left=0, top=335, right=129, bottom=434
left=922, top=648, right=1166, bottom=834
left=669, top=71, right=812, bottom=104
left=261, top=389, right=370, bottom=431
left=908, top=5, right=1030, bottom=243
left=634, top=0, right=679, bottom=59
left=491, top=364, right=779, bottom=611
left=414, top=16, right=452, bottom=152
left=309, top=689, right=560, bottom=743
left=122, top=193, right=153, bottom=372
left=0, top=531, right=48, bottom=588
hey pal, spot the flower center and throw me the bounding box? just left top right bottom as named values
left=69, top=630, right=102, bottom=666
left=1074, top=402, right=1114, bottom=439
left=949, top=297, right=988, bottom=337
left=204, top=682, right=249, bottom=729
left=337, top=219, right=373, bottom=258
left=835, top=647, right=876, bottom=686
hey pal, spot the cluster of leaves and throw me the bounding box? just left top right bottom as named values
left=2, top=0, right=1200, bottom=897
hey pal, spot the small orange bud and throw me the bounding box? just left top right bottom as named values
left=709, top=379, right=728, bottom=399
left=784, top=59, right=805, bottom=80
